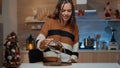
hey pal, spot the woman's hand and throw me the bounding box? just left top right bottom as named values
left=39, top=38, right=53, bottom=50
left=70, top=58, right=76, bottom=63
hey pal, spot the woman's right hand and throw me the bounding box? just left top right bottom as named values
left=39, top=38, right=53, bottom=50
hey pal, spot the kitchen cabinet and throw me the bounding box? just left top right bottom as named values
left=21, top=51, right=29, bottom=63
left=21, top=50, right=120, bottom=63
left=78, top=50, right=120, bottom=63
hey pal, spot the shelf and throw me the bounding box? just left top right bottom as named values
left=31, top=28, right=41, bottom=31
left=25, top=20, right=45, bottom=25
left=75, top=10, right=120, bottom=22
left=25, top=20, right=45, bottom=30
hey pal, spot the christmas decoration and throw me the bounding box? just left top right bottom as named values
left=78, top=10, right=85, bottom=16
left=104, top=1, right=112, bottom=19
left=26, top=34, right=36, bottom=50
left=4, top=32, right=20, bottom=68
left=115, top=9, right=120, bottom=19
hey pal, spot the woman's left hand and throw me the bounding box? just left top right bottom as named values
left=69, top=58, right=76, bottom=63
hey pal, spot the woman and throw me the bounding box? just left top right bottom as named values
left=36, top=0, right=79, bottom=63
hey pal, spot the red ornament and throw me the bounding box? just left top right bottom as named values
left=104, top=2, right=112, bottom=18
left=78, top=10, right=81, bottom=16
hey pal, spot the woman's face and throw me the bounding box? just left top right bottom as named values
left=61, top=3, right=72, bottom=23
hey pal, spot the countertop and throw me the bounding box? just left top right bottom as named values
left=19, top=63, right=120, bottom=68
left=78, top=49, right=120, bottom=52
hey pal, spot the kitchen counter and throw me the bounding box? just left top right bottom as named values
left=78, top=50, right=120, bottom=63
left=78, top=49, right=120, bottom=52
left=20, top=50, right=120, bottom=63
left=19, top=63, right=120, bottom=68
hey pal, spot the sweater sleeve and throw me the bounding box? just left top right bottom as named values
left=36, top=18, right=51, bottom=51
left=71, top=24, right=79, bottom=62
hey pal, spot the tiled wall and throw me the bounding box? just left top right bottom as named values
left=77, top=20, right=120, bottom=49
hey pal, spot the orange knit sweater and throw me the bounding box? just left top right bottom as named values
left=36, top=18, right=79, bottom=62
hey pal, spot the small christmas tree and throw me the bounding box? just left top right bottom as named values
left=4, top=32, right=20, bottom=68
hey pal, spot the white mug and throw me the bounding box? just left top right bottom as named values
left=60, top=53, right=70, bottom=62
